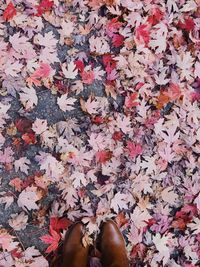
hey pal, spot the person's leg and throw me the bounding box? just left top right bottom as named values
left=98, top=219, right=129, bottom=267
left=51, top=222, right=89, bottom=267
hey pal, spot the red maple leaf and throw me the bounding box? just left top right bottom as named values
left=40, top=226, right=61, bottom=253
left=15, top=118, right=32, bottom=134
left=11, top=249, right=23, bottom=259
left=50, top=217, right=72, bottom=233
left=112, top=34, right=124, bottom=47
left=74, top=60, right=85, bottom=72
left=178, top=17, right=195, bottom=31
left=22, top=131, right=37, bottom=145
left=95, top=150, right=112, bottom=164
left=92, top=116, right=105, bottom=124
left=147, top=8, right=164, bottom=26
left=3, top=2, right=17, bottom=21
left=112, top=131, right=123, bottom=141
left=35, top=0, right=54, bottom=16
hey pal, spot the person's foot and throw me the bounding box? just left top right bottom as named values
left=61, top=222, right=89, bottom=267
left=97, top=219, right=129, bottom=267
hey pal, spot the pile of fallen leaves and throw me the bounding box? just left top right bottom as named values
left=0, top=0, right=200, bottom=266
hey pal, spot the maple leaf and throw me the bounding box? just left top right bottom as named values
left=3, top=2, right=17, bottom=21
left=15, top=117, right=32, bottom=133
left=35, top=0, right=54, bottom=16
left=36, top=152, right=64, bottom=180
left=93, top=66, right=105, bottom=80
left=8, top=212, right=28, bottom=231
left=57, top=95, right=77, bottom=112
left=17, top=186, right=39, bottom=211
left=178, top=17, right=195, bottom=31
left=125, top=92, right=139, bottom=108
left=158, top=144, right=176, bottom=163
left=0, top=231, right=16, bottom=252
left=131, top=206, right=152, bottom=229
left=31, top=63, right=52, bottom=79
left=9, top=177, right=23, bottom=192
left=70, top=171, right=88, bottom=188
left=188, top=218, right=200, bottom=234
left=149, top=23, right=168, bottom=53
left=81, top=70, right=95, bottom=84
left=32, top=118, right=48, bottom=135
left=89, top=36, right=110, bottom=54
left=106, top=17, right=123, bottom=37
left=22, top=131, right=37, bottom=145
left=147, top=8, right=164, bottom=26
left=116, top=115, right=132, bottom=135
left=35, top=31, right=58, bottom=49
left=95, top=150, right=112, bottom=164
left=40, top=227, right=60, bottom=253
left=111, top=34, right=124, bottom=47
left=0, top=147, right=14, bottom=164
left=153, top=233, right=169, bottom=249
left=160, top=125, right=180, bottom=144
left=5, top=61, right=23, bottom=77
left=156, top=91, right=170, bottom=109
left=14, top=157, right=31, bottom=174
left=0, top=192, right=14, bottom=209
left=165, top=83, right=182, bottom=101
left=19, top=87, right=38, bottom=110
left=161, top=186, right=178, bottom=205
left=80, top=96, right=100, bottom=115
left=115, top=212, right=129, bottom=228
left=135, top=24, right=150, bottom=45
left=60, top=20, right=74, bottom=38
left=9, top=32, right=36, bottom=60
left=126, top=141, right=143, bottom=158
left=62, top=61, right=78, bottom=79
left=177, top=51, right=194, bottom=81
left=111, top=192, right=129, bottom=213
left=50, top=217, right=71, bottom=233
left=140, top=156, right=157, bottom=174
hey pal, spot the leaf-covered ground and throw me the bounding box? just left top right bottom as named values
left=0, top=0, right=200, bottom=266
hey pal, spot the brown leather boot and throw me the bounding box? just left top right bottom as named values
left=60, top=222, right=89, bottom=267
left=98, top=219, right=129, bottom=267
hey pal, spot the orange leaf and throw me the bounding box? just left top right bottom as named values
left=156, top=91, right=170, bottom=109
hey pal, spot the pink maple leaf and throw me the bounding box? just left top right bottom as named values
left=27, top=63, right=52, bottom=86
left=125, top=92, right=139, bottom=108
left=81, top=70, right=95, bottom=84
left=126, top=141, right=143, bottom=158
left=135, top=24, right=150, bottom=45
left=165, top=83, right=182, bottom=101
left=106, top=18, right=123, bottom=38
left=35, top=63, right=52, bottom=78
left=0, top=147, right=14, bottom=164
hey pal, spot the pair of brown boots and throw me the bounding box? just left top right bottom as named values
left=51, top=219, right=129, bottom=267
